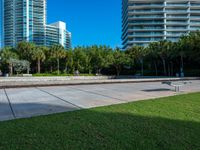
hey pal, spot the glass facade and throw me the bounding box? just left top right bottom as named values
left=122, top=0, right=200, bottom=49
left=1, top=0, right=71, bottom=49
left=0, top=0, right=3, bottom=48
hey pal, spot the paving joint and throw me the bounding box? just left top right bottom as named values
left=70, top=87, right=128, bottom=102
left=35, top=87, right=83, bottom=109
left=3, top=89, right=16, bottom=119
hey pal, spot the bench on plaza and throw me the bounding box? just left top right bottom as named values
left=162, top=81, right=192, bottom=92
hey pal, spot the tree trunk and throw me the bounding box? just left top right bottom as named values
left=117, top=70, right=120, bottom=76
left=50, top=65, right=53, bottom=73
left=168, top=63, right=170, bottom=77
left=37, top=59, right=41, bottom=74
left=57, top=58, right=60, bottom=75
left=27, top=67, right=30, bottom=74
left=162, top=58, right=167, bottom=76
left=154, top=61, right=158, bottom=76
left=98, top=68, right=102, bottom=75
left=9, top=63, right=13, bottom=76
left=181, top=55, right=184, bottom=72
left=140, top=59, right=144, bottom=76
left=115, top=66, right=121, bottom=76
left=89, top=69, right=91, bottom=74
left=171, top=62, right=174, bottom=77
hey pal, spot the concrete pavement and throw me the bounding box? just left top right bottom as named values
left=0, top=80, right=200, bottom=121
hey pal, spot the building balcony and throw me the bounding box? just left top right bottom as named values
left=166, top=29, right=189, bottom=32
left=128, top=11, right=164, bottom=15
left=166, top=34, right=186, bottom=37
left=128, top=29, right=164, bottom=32
left=128, top=34, right=164, bottom=38
left=189, top=10, right=200, bottom=13
left=166, top=4, right=189, bottom=7
left=129, top=6, right=164, bottom=10
left=165, top=22, right=189, bottom=25
left=128, top=17, right=165, bottom=20
left=129, top=3, right=164, bottom=7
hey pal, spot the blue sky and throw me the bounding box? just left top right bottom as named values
left=47, top=0, right=121, bottom=48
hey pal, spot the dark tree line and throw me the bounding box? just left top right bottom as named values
left=0, top=31, right=200, bottom=76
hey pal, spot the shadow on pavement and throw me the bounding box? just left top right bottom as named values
left=142, top=88, right=172, bottom=92
left=0, top=102, right=79, bottom=121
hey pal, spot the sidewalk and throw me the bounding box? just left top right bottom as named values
left=1, top=80, right=200, bottom=121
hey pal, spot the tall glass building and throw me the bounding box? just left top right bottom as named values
left=0, top=0, right=3, bottom=48
left=0, top=0, right=71, bottom=49
left=122, top=0, right=200, bottom=49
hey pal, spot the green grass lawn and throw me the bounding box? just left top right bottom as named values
left=0, top=93, right=200, bottom=150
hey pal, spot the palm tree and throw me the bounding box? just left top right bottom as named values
left=32, top=46, right=46, bottom=74
left=156, top=40, right=173, bottom=76
left=66, top=49, right=74, bottom=74
left=50, top=45, right=66, bottom=74
left=176, top=36, right=190, bottom=74
left=127, top=46, right=147, bottom=76
left=17, top=41, right=35, bottom=61
left=147, top=42, right=159, bottom=76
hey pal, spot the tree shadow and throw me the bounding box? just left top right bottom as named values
left=0, top=102, right=79, bottom=121
left=0, top=102, right=199, bottom=149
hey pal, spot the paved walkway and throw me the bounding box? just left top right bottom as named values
left=1, top=80, right=200, bottom=121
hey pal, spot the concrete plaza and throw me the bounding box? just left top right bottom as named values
left=1, top=80, right=200, bottom=121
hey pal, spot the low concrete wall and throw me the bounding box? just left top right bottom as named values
left=0, top=76, right=199, bottom=88
left=0, top=76, right=115, bottom=82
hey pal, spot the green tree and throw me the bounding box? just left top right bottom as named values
left=185, top=31, right=200, bottom=63
left=177, top=36, right=188, bottom=72
left=151, top=40, right=172, bottom=76
left=73, top=47, right=87, bottom=73
left=89, top=45, right=113, bottom=74
left=66, top=49, right=74, bottom=74
left=84, top=47, right=93, bottom=74
left=147, top=42, right=160, bottom=76
left=0, top=47, right=18, bottom=75
left=127, top=46, right=148, bottom=76
left=50, top=45, right=66, bottom=75
left=32, top=46, right=46, bottom=74
left=17, top=41, right=35, bottom=61
left=111, top=48, right=129, bottom=76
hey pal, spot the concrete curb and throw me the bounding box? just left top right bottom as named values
left=0, top=77, right=199, bottom=89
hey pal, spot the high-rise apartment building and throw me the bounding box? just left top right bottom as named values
left=46, top=21, right=71, bottom=49
left=0, top=0, right=3, bottom=48
left=122, top=0, right=200, bottom=50
left=0, top=0, right=71, bottom=49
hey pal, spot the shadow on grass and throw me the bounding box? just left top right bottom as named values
left=0, top=102, right=199, bottom=150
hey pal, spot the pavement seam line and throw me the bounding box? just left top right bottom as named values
left=70, top=87, right=128, bottom=102
left=35, top=87, right=83, bottom=109
left=3, top=89, right=16, bottom=119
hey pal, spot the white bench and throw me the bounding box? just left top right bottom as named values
left=162, top=81, right=192, bottom=92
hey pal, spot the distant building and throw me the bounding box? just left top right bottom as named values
left=0, top=0, right=71, bottom=49
left=122, top=0, right=200, bottom=50
left=46, top=21, right=72, bottom=49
